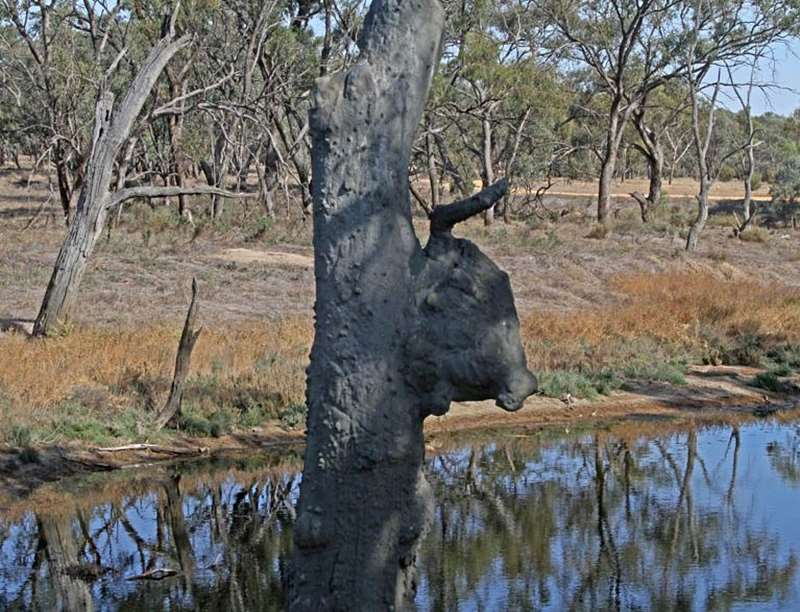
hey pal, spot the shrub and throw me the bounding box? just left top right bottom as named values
left=771, top=157, right=800, bottom=205
left=718, top=165, right=737, bottom=182
left=279, top=403, right=308, bottom=429
left=536, top=370, right=621, bottom=400
left=739, top=227, right=769, bottom=243
left=177, top=409, right=232, bottom=438
left=18, top=446, right=40, bottom=464
left=769, top=157, right=800, bottom=225
left=7, top=424, right=32, bottom=447
left=585, top=224, right=608, bottom=240
left=767, top=344, right=800, bottom=370
left=623, top=360, right=687, bottom=385
left=751, top=370, right=787, bottom=393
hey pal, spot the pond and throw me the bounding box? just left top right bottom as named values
left=1, top=419, right=799, bottom=611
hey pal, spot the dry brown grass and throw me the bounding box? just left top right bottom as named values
left=522, top=270, right=800, bottom=372
left=0, top=318, right=311, bottom=407
left=0, top=270, right=798, bottom=444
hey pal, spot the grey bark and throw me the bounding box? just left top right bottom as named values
left=686, top=79, right=719, bottom=252
left=425, top=129, right=440, bottom=210
left=481, top=113, right=495, bottom=225
left=200, top=128, right=230, bottom=219
left=33, top=26, right=191, bottom=336
left=288, top=0, right=536, bottom=609
left=731, top=64, right=758, bottom=236
left=155, top=278, right=201, bottom=430
left=630, top=109, right=665, bottom=224
left=597, top=97, right=639, bottom=225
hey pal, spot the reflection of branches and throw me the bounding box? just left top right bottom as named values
left=726, top=427, right=741, bottom=504
left=163, top=475, right=195, bottom=592
left=595, top=440, right=622, bottom=611
left=76, top=509, right=102, bottom=567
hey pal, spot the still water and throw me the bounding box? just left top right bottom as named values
left=1, top=419, right=799, bottom=611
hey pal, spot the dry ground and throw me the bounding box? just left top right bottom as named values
left=543, top=176, right=773, bottom=200
left=1, top=163, right=800, bottom=489
left=1, top=165, right=798, bottom=330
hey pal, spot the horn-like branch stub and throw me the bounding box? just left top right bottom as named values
left=429, top=178, right=509, bottom=235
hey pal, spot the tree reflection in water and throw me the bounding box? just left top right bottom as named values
left=1, top=422, right=799, bottom=611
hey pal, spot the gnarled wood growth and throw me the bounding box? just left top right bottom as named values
left=288, top=0, right=537, bottom=609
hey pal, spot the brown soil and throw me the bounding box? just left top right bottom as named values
left=2, top=163, right=800, bottom=502
left=0, top=364, right=796, bottom=505
left=2, top=165, right=799, bottom=329
left=541, top=176, right=772, bottom=200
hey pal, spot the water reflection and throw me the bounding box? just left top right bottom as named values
left=1, top=422, right=799, bottom=611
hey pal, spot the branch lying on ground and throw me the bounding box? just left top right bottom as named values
left=107, top=186, right=254, bottom=208
left=91, top=443, right=208, bottom=455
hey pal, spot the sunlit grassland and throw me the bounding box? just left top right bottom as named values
left=1, top=271, right=799, bottom=446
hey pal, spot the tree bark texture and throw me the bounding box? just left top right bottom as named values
left=288, top=1, right=537, bottom=610
left=631, top=110, right=665, bottom=224
left=686, top=80, right=718, bottom=252
left=156, top=278, right=201, bottom=430
left=33, top=32, right=191, bottom=336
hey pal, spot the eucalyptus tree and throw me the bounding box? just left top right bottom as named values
left=0, top=0, right=129, bottom=220
left=414, top=0, right=570, bottom=222
left=545, top=0, right=689, bottom=224
left=32, top=2, right=250, bottom=336
left=681, top=0, right=800, bottom=251
left=629, top=83, right=691, bottom=222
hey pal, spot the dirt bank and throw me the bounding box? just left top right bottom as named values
left=1, top=364, right=797, bottom=506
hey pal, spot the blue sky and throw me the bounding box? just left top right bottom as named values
left=747, top=40, right=800, bottom=116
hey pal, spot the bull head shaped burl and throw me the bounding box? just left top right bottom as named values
left=405, top=179, right=538, bottom=418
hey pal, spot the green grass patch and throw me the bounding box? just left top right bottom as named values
left=177, top=406, right=234, bottom=438
left=279, top=403, right=307, bottom=430
left=622, top=360, right=688, bottom=385
left=751, top=367, right=793, bottom=393
left=536, top=370, right=620, bottom=400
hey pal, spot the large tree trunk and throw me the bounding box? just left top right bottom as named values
left=597, top=156, right=615, bottom=224
left=631, top=112, right=665, bottom=224
left=686, top=182, right=710, bottom=251
left=54, top=145, right=74, bottom=223
left=288, top=1, right=537, bottom=609
left=597, top=103, right=623, bottom=225
left=38, top=513, right=94, bottom=611
left=33, top=31, right=191, bottom=336
left=686, top=79, right=719, bottom=252
left=201, top=128, right=230, bottom=220
left=739, top=125, right=756, bottom=233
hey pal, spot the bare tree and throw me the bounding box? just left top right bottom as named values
left=155, top=278, right=201, bottom=430
left=684, top=72, right=721, bottom=251
left=288, top=0, right=537, bottom=607
left=727, top=57, right=768, bottom=236
left=681, top=0, right=794, bottom=250
left=33, top=3, right=247, bottom=336
left=32, top=9, right=190, bottom=335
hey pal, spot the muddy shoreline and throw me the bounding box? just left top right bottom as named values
left=0, top=364, right=797, bottom=506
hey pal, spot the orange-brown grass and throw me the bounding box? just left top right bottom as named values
left=1, top=270, right=798, bottom=445
left=0, top=318, right=312, bottom=441
left=522, top=270, right=800, bottom=372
